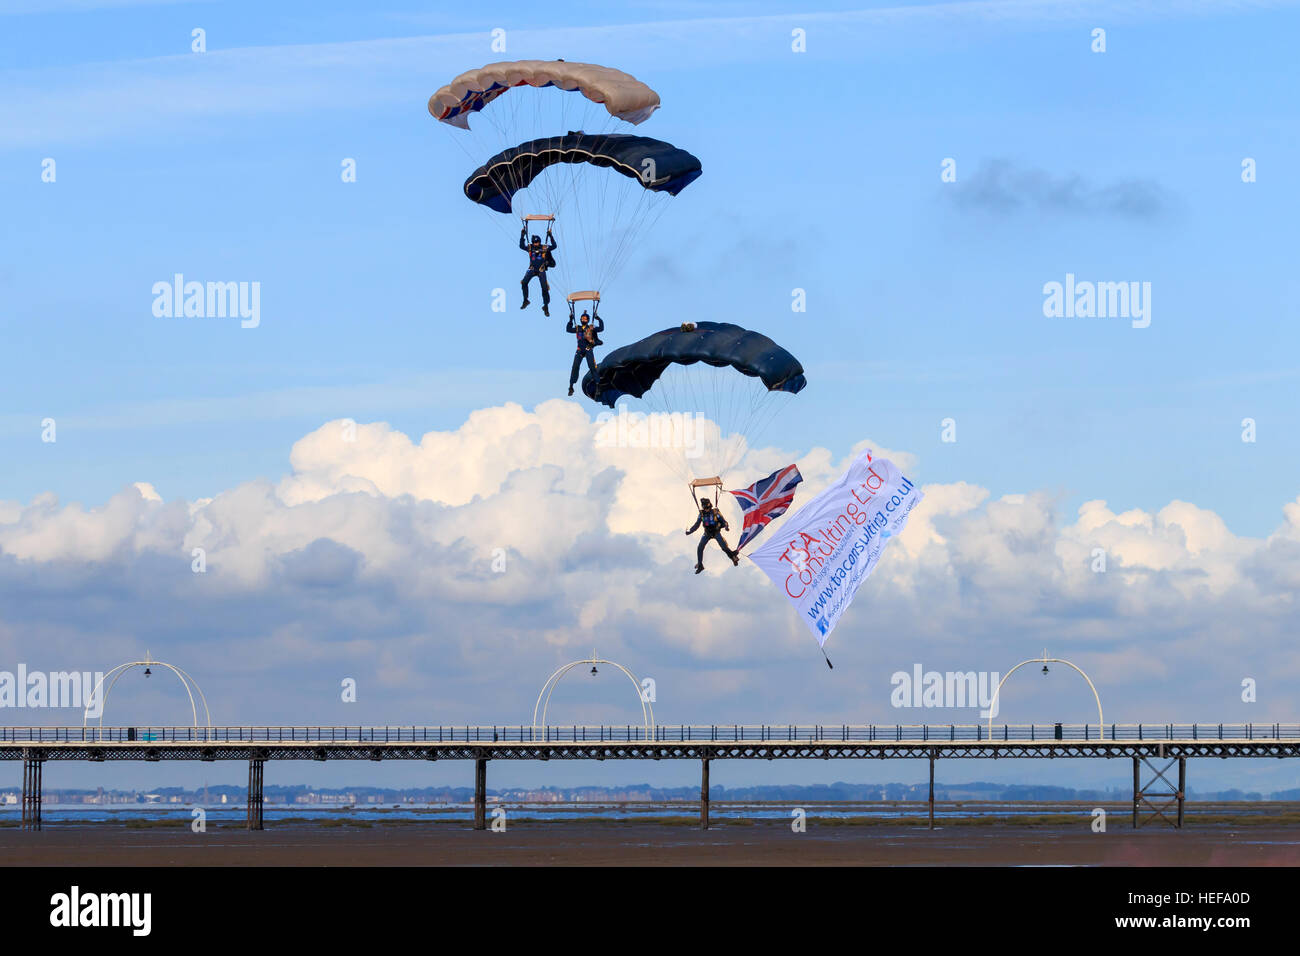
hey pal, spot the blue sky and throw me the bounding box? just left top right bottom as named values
left=2, top=0, right=1300, bottom=792
left=3, top=0, right=1298, bottom=529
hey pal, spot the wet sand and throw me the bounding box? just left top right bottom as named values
left=3, top=821, right=1298, bottom=866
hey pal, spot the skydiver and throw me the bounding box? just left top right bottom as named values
left=520, top=225, right=557, bottom=316
left=685, top=498, right=740, bottom=574
left=566, top=308, right=603, bottom=396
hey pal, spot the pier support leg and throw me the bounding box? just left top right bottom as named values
left=928, top=752, right=935, bottom=830
left=700, top=758, right=710, bottom=831
left=473, top=756, right=487, bottom=831
left=1132, top=756, right=1140, bottom=829
left=21, top=752, right=43, bottom=832
left=1134, top=755, right=1183, bottom=829
left=246, top=757, right=265, bottom=831
left=1177, top=757, right=1186, bottom=828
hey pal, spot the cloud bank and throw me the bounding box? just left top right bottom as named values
left=1, top=399, right=1297, bottom=738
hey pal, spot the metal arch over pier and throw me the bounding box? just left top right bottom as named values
left=83, top=652, right=212, bottom=736
left=532, top=652, right=655, bottom=741
left=7, top=723, right=1300, bottom=832
left=987, top=652, right=1105, bottom=735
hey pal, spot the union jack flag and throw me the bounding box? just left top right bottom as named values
left=729, top=464, right=803, bottom=551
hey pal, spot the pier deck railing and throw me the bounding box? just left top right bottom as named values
left=3, top=723, right=1298, bottom=745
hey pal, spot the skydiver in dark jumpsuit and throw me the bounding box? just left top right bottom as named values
left=520, top=226, right=557, bottom=316
left=566, top=309, right=603, bottom=396
left=685, top=498, right=740, bottom=574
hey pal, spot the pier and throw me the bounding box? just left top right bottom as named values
left=6, top=722, right=1298, bottom=832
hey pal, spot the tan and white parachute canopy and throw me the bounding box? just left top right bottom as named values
left=429, top=60, right=661, bottom=129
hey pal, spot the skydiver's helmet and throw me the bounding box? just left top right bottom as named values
left=700, top=498, right=712, bottom=510
left=580, top=311, right=590, bottom=324
left=530, top=235, right=541, bottom=246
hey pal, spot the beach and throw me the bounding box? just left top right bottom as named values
left=3, top=819, right=1297, bottom=866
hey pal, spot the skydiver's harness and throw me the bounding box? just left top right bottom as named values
left=522, top=224, right=555, bottom=271
left=700, top=509, right=723, bottom=533
left=570, top=302, right=602, bottom=353
left=574, top=323, right=600, bottom=353
left=527, top=244, right=551, bottom=270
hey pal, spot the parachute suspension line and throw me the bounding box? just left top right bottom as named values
left=739, top=382, right=769, bottom=464
left=568, top=143, right=629, bottom=296
left=594, top=157, right=625, bottom=294
left=586, top=134, right=618, bottom=293
left=734, top=374, right=762, bottom=475
left=734, top=387, right=788, bottom=471
left=696, top=367, right=724, bottom=482
left=625, top=365, right=796, bottom=500
left=599, top=187, right=673, bottom=295
left=746, top=390, right=789, bottom=456
left=559, top=120, right=624, bottom=297
left=719, top=368, right=745, bottom=476
left=644, top=364, right=701, bottom=485
left=567, top=160, right=599, bottom=301
left=529, top=167, right=572, bottom=296
left=587, top=141, right=610, bottom=287
left=695, top=363, right=734, bottom=480
left=692, top=365, right=716, bottom=477
left=545, top=126, right=603, bottom=295
left=452, top=94, right=547, bottom=254
left=655, top=359, right=794, bottom=486
left=444, top=126, right=516, bottom=246
left=527, top=88, right=558, bottom=288
left=719, top=374, right=752, bottom=479
left=711, top=373, right=789, bottom=482
left=533, top=150, right=675, bottom=297
left=599, top=157, right=670, bottom=293
left=722, top=363, right=744, bottom=468
left=706, top=365, right=737, bottom=480
left=525, top=145, right=595, bottom=298
left=626, top=185, right=671, bottom=280
left=700, top=364, right=738, bottom=481
left=683, top=362, right=712, bottom=473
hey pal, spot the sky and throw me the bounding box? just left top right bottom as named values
left=2, top=0, right=1299, bottom=794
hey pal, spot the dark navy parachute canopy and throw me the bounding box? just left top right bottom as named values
left=464, top=132, right=703, bottom=213
left=582, top=322, right=807, bottom=408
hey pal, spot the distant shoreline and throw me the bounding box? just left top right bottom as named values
left=7, top=800, right=1300, bottom=829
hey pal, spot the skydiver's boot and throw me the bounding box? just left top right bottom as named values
left=694, top=563, right=704, bottom=574
left=731, top=551, right=740, bottom=566
left=520, top=299, right=530, bottom=310
left=568, top=385, right=574, bottom=396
